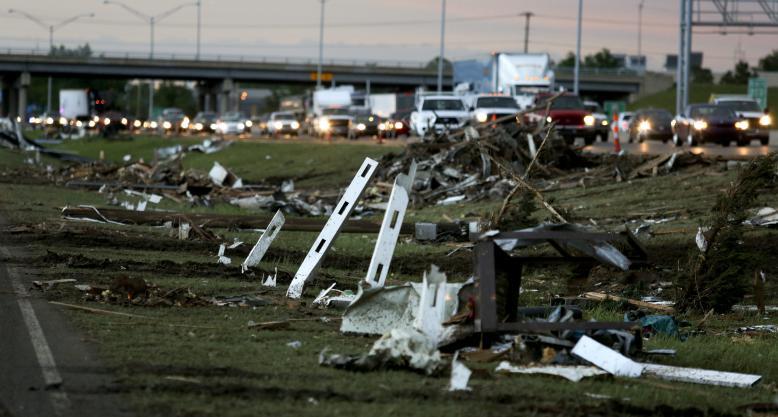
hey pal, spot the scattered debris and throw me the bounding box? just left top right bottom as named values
left=495, top=362, right=607, bottom=383
left=32, top=278, right=77, bottom=291
left=216, top=244, right=231, bottom=265
left=448, top=353, right=472, bottom=391
left=582, top=292, right=674, bottom=314
left=209, top=161, right=243, bottom=188
left=286, top=341, right=302, bottom=349
left=241, top=210, right=285, bottom=273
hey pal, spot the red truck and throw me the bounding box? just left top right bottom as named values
left=527, top=93, right=597, bottom=145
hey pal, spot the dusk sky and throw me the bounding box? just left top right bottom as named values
left=3, top=0, right=777, bottom=72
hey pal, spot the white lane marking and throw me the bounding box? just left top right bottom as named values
left=0, top=246, right=71, bottom=415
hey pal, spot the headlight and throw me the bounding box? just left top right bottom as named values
left=181, top=118, right=190, bottom=129
left=92, top=116, right=99, bottom=122
left=318, top=118, right=330, bottom=131
left=378, top=123, right=386, bottom=131
left=583, top=115, right=595, bottom=126
left=291, top=121, right=300, bottom=129
left=76, top=120, right=83, bottom=127
left=671, top=119, right=676, bottom=127
left=638, top=120, right=651, bottom=132
left=162, top=121, right=172, bottom=129
left=475, top=112, right=488, bottom=123
left=88, top=121, right=96, bottom=128
left=735, top=120, right=749, bottom=130
left=245, top=120, right=253, bottom=127
left=601, top=120, right=608, bottom=126
left=46, top=117, right=54, bottom=125
left=394, top=121, right=403, bottom=130
left=368, top=116, right=374, bottom=122
left=545, top=116, right=552, bottom=123
left=150, top=121, right=158, bottom=129
left=274, top=121, right=283, bottom=129
left=195, top=123, right=203, bottom=130
left=357, top=123, right=366, bottom=131
left=121, top=117, right=128, bottom=125
left=133, top=120, right=142, bottom=128
left=59, top=117, right=67, bottom=125
left=218, top=122, right=226, bottom=131
left=28, top=117, right=35, bottom=123
left=104, top=118, right=111, bottom=125
left=693, top=120, right=707, bottom=130
left=237, top=122, right=245, bottom=130
left=759, top=114, right=772, bottom=126
left=210, top=123, right=217, bottom=130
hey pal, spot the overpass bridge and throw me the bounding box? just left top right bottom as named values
left=0, top=52, right=669, bottom=119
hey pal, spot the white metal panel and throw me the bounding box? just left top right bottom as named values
left=241, top=210, right=285, bottom=273
left=571, top=335, right=644, bottom=378
left=364, top=160, right=416, bottom=288
left=286, top=158, right=378, bottom=298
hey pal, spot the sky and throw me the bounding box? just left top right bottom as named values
left=3, top=0, right=777, bottom=72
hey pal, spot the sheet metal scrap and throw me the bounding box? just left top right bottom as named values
left=287, top=158, right=378, bottom=299
left=241, top=210, right=285, bottom=273
left=365, top=161, right=417, bottom=288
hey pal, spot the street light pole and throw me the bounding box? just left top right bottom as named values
left=638, top=0, right=645, bottom=58
left=574, top=0, right=582, bottom=95
left=317, top=0, right=325, bottom=89
left=196, top=1, right=201, bottom=60
left=8, top=9, right=94, bottom=116
left=103, top=1, right=198, bottom=119
left=437, top=0, right=446, bottom=93
left=520, top=12, right=534, bottom=53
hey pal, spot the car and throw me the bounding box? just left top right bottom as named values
left=216, top=112, right=251, bottom=135
left=190, top=111, right=219, bottom=134
left=672, top=104, right=747, bottom=147
left=347, top=114, right=381, bottom=139
left=582, top=100, right=610, bottom=141
left=710, top=96, right=771, bottom=145
left=268, top=112, right=301, bottom=137
left=469, top=95, right=520, bottom=125
left=382, top=111, right=411, bottom=139
left=410, top=95, right=469, bottom=138
left=315, top=108, right=352, bottom=138
left=528, top=93, right=597, bottom=145
left=158, top=108, right=188, bottom=134
left=628, top=109, right=674, bottom=143
left=615, top=112, right=633, bottom=139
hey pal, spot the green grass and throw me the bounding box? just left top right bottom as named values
left=629, top=83, right=778, bottom=115
left=2, top=143, right=778, bottom=416
left=47, top=136, right=394, bottom=189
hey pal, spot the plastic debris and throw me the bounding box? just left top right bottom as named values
left=448, top=353, right=472, bottom=391
left=495, top=362, right=607, bottom=382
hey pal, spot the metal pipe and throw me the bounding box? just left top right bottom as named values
left=573, top=0, right=582, bottom=95
left=437, top=0, right=446, bottom=93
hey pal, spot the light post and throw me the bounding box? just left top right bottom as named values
left=317, top=0, right=326, bottom=89
left=437, top=0, right=446, bottom=93
left=573, top=0, right=583, bottom=95
left=520, top=12, right=534, bottom=53
left=103, top=1, right=199, bottom=119
left=8, top=9, right=94, bottom=116
left=638, top=0, right=645, bottom=59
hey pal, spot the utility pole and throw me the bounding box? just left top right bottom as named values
left=196, top=1, right=201, bottom=60
left=520, top=12, right=534, bottom=53
left=8, top=9, right=94, bottom=117
left=317, top=0, right=325, bottom=89
left=437, top=0, right=446, bottom=93
left=574, top=0, right=582, bottom=95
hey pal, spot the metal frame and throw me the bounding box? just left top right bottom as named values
left=241, top=209, right=285, bottom=273
left=287, top=158, right=379, bottom=298
left=473, top=229, right=647, bottom=338
left=365, top=161, right=417, bottom=288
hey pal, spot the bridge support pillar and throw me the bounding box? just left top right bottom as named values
left=0, top=76, right=12, bottom=118
left=218, top=78, right=235, bottom=113
left=196, top=81, right=218, bottom=113
left=16, top=72, right=30, bottom=121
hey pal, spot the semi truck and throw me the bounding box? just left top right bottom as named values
left=453, top=53, right=555, bottom=109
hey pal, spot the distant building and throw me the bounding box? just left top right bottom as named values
left=613, top=54, right=647, bottom=74
left=664, top=52, right=704, bottom=71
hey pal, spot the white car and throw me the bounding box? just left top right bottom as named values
left=216, top=112, right=252, bottom=135
left=710, top=96, right=771, bottom=145
left=583, top=100, right=610, bottom=141
left=267, top=112, right=301, bottom=137
left=469, top=95, right=520, bottom=125
left=410, top=95, right=469, bottom=137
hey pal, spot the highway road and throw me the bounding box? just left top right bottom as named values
left=583, top=131, right=778, bottom=159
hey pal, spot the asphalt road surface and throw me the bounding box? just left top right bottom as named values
left=584, top=131, right=778, bottom=158
left=0, top=226, right=130, bottom=416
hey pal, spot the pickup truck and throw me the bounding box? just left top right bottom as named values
left=410, top=95, right=469, bottom=137
left=528, top=93, right=597, bottom=145
left=710, top=96, right=771, bottom=145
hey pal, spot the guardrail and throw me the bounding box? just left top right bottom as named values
left=0, top=47, right=431, bottom=69
left=554, top=66, right=641, bottom=76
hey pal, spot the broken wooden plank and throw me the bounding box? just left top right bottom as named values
left=581, top=292, right=674, bottom=313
